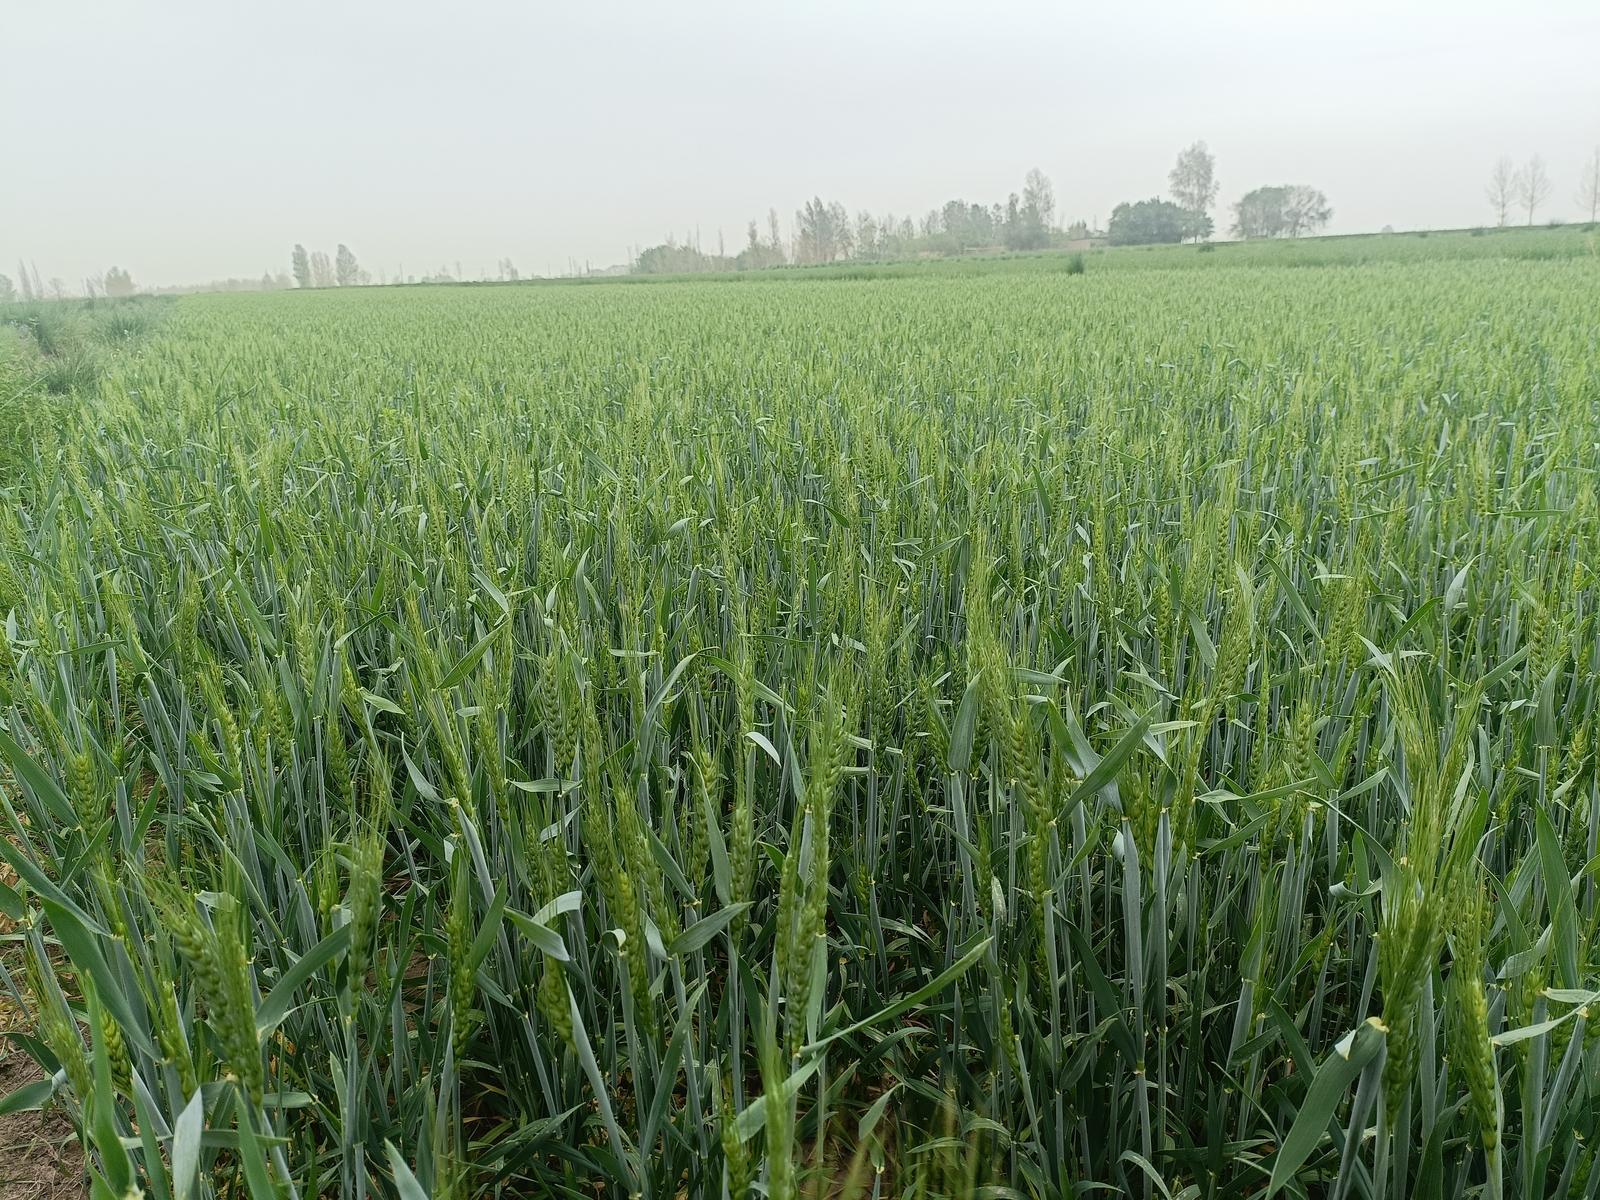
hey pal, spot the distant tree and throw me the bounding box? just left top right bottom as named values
left=831, top=203, right=855, bottom=258
left=47, top=278, right=67, bottom=301
left=938, top=199, right=981, bottom=251
left=634, top=238, right=735, bottom=275
left=1168, top=141, right=1219, bottom=241
left=103, top=266, right=136, bottom=297
left=310, top=251, right=335, bottom=288
left=993, top=184, right=1048, bottom=251
left=17, top=260, right=35, bottom=302
left=793, top=197, right=852, bottom=264
left=1518, top=156, right=1551, bottom=225
left=736, top=220, right=783, bottom=270
left=291, top=244, right=312, bottom=288
left=988, top=172, right=1056, bottom=251
left=979, top=201, right=1000, bottom=244
left=1486, top=157, right=1517, bottom=226
left=1578, top=147, right=1600, bottom=225
left=876, top=213, right=914, bottom=258
left=1283, top=186, right=1332, bottom=236
left=1107, top=197, right=1189, bottom=245
left=1023, top=168, right=1056, bottom=231
left=766, top=209, right=787, bottom=263
left=1231, top=185, right=1327, bottom=238
left=1233, top=187, right=1287, bottom=238
left=941, top=202, right=968, bottom=236
left=0, top=274, right=14, bottom=304
left=335, top=244, right=361, bottom=286
left=854, top=211, right=880, bottom=259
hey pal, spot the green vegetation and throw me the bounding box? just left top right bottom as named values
left=587, top=222, right=1600, bottom=288
left=0, top=295, right=169, bottom=486
left=1108, top=197, right=1194, bottom=245
left=1, top=234, right=1598, bottom=1199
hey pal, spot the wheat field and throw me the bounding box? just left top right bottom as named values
left=2, top=238, right=1598, bottom=1199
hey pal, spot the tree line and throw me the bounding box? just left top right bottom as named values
left=1107, top=145, right=1332, bottom=244
left=12, top=144, right=1593, bottom=300
left=2, top=261, right=144, bottom=303
left=1487, top=150, right=1600, bottom=226
left=633, top=145, right=1342, bottom=273
left=1, top=261, right=302, bottom=303
left=633, top=169, right=1063, bottom=274
left=290, top=244, right=369, bottom=288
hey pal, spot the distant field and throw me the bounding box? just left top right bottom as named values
left=2, top=236, right=1598, bottom=1199
left=541, top=220, right=1598, bottom=283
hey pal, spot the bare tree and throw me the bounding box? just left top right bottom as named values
left=1577, top=147, right=1600, bottom=225
left=1486, top=157, right=1517, bottom=226
left=1517, top=155, right=1551, bottom=225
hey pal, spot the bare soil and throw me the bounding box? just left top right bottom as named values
left=0, top=841, right=86, bottom=1200
left=0, top=1040, right=83, bottom=1200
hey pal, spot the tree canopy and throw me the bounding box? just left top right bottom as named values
left=335, top=244, right=362, bottom=287
left=103, top=266, right=136, bottom=297
left=1107, top=198, right=1190, bottom=245
left=1232, top=185, right=1332, bottom=238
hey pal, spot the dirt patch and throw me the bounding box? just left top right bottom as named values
left=0, top=1044, right=83, bottom=1200
left=0, top=845, right=86, bottom=1200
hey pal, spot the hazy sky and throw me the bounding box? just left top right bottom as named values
left=5, top=0, right=1598, bottom=288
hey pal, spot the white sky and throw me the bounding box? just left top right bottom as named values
left=4, top=0, right=1598, bottom=287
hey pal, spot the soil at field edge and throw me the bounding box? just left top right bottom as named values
left=0, top=1047, right=83, bottom=1200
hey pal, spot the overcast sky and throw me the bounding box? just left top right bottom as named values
left=4, top=0, right=1598, bottom=288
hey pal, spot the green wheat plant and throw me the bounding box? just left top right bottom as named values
left=0, top=236, right=1597, bottom=1199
